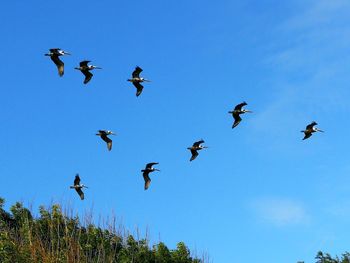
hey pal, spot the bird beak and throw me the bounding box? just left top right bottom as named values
left=317, top=129, right=324, bottom=132
left=144, top=79, right=151, bottom=82
left=95, top=67, right=102, bottom=69
left=228, top=111, right=233, bottom=114
left=155, top=169, right=160, bottom=171
left=245, top=110, right=253, bottom=113
left=64, top=52, right=71, bottom=55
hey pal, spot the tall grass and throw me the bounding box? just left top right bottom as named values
left=0, top=198, right=209, bottom=263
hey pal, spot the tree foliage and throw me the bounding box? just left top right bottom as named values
left=298, top=251, right=350, bottom=263
left=4, top=198, right=348, bottom=263
left=0, top=198, right=204, bottom=263
left=314, top=251, right=350, bottom=263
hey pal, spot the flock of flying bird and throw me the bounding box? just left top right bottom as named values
left=45, top=48, right=324, bottom=200
left=45, top=48, right=150, bottom=96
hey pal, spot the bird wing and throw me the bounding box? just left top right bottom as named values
left=74, top=174, right=80, bottom=185
left=193, top=140, right=204, bottom=147
left=232, top=114, right=242, bottom=128
left=75, top=188, right=84, bottom=200
left=190, top=149, right=199, bottom=161
left=80, top=60, right=90, bottom=67
left=143, top=172, right=151, bottom=190
left=50, top=55, right=64, bottom=76
left=49, top=48, right=60, bottom=53
left=234, top=102, right=247, bottom=111
left=146, top=162, right=158, bottom=169
left=133, top=82, right=144, bottom=97
left=82, top=70, right=93, bottom=84
left=303, top=132, right=312, bottom=140
left=306, top=122, right=317, bottom=130
left=101, top=134, right=112, bottom=151
left=132, top=66, right=143, bottom=78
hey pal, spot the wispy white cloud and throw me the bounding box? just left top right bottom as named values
left=323, top=197, right=350, bottom=218
left=285, top=0, right=350, bottom=30
left=251, top=198, right=310, bottom=227
left=326, top=204, right=350, bottom=218
left=248, top=0, right=350, bottom=146
left=265, top=0, right=350, bottom=72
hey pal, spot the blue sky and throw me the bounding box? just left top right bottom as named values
left=1, top=0, right=350, bottom=262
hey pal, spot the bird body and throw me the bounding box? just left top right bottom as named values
left=187, top=139, right=208, bottom=161
left=229, top=102, right=252, bottom=128
left=45, top=48, right=70, bottom=76
left=75, top=60, right=102, bottom=84
left=96, top=130, right=115, bottom=151
left=127, top=66, right=150, bottom=97
left=301, top=121, right=324, bottom=140
left=141, top=162, right=160, bottom=190
left=70, top=174, right=88, bottom=200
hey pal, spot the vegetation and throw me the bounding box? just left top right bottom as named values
left=2, top=197, right=349, bottom=263
left=313, top=251, right=350, bottom=263
left=297, top=252, right=350, bottom=263
left=0, top=198, right=205, bottom=263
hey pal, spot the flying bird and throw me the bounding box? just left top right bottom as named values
left=301, top=121, right=324, bottom=140
left=75, top=60, right=102, bottom=84
left=70, top=174, right=88, bottom=200
left=141, top=162, right=160, bottom=190
left=127, top=66, right=151, bottom=97
left=45, top=48, right=70, bottom=76
left=187, top=139, right=208, bottom=161
left=96, top=130, right=115, bottom=151
left=228, top=102, right=252, bottom=128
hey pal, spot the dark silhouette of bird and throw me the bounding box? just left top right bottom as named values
left=127, top=66, right=150, bottom=97
left=187, top=140, right=208, bottom=161
left=70, top=174, right=88, bottom=200
left=229, top=102, right=252, bottom=128
left=301, top=121, right=324, bottom=140
left=141, top=162, right=160, bottom=190
left=45, top=48, right=70, bottom=76
left=75, top=60, right=102, bottom=84
left=96, top=130, right=115, bottom=151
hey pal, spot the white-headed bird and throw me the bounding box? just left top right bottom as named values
left=141, top=162, right=160, bottom=190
